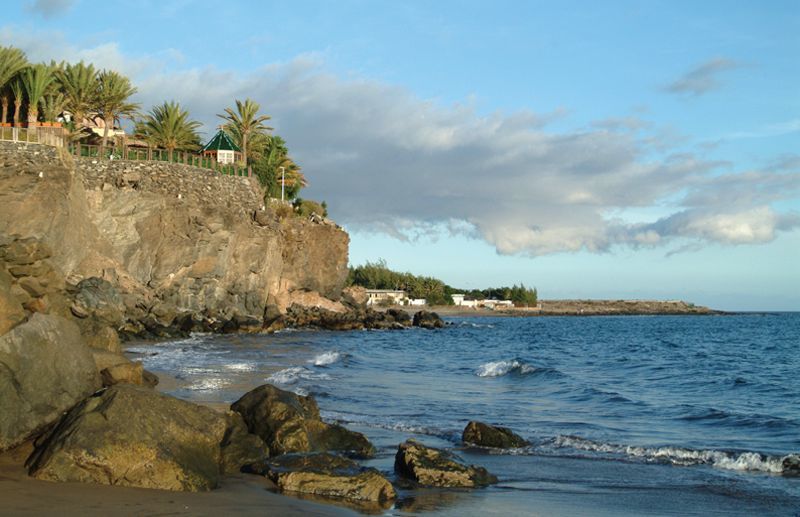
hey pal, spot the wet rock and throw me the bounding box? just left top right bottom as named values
left=220, top=412, right=270, bottom=475
left=231, top=384, right=375, bottom=458
left=783, top=454, right=800, bottom=476
left=462, top=421, right=529, bottom=448
left=412, top=310, right=444, bottom=329
left=27, top=385, right=228, bottom=491
left=244, top=453, right=395, bottom=505
left=0, top=314, right=101, bottom=451
left=394, top=440, right=497, bottom=488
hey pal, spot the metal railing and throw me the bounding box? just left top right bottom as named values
left=0, top=125, right=67, bottom=147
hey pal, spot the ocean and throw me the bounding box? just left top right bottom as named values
left=126, top=313, right=800, bottom=516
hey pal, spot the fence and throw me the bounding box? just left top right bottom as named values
left=69, top=143, right=250, bottom=177
left=0, top=125, right=67, bottom=147
left=0, top=126, right=250, bottom=177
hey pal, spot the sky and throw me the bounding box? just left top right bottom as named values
left=2, top=0, right=798, bottom=310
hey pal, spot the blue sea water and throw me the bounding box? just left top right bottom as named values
left=127, top=313, right=800, bottom=516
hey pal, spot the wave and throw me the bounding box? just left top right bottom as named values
left=476, top=359, right=537, bottom=377
left=320, top=410, right=460, bottom=442
left=549, top=435, right=797, bottom=474
left=266, top=366, right=332, bottom=385
left=309, top=351, right=344, bottom=366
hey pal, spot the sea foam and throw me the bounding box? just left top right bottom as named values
left=551, top=435, right=790, bottom=474
left=309, top=351, right=343, bottom=366
left=477, top=359, right=537, bottom=377
left=266, top=366, right=331, bottom=385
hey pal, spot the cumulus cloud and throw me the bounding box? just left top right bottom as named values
left=3, top=30, right=798, bottom=256
left=25, top=0, right=75, bottom=18
left=666, top=58, right=740, bottom=96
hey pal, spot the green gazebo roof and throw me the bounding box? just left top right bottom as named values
left=202, top=129, right=241, bottom=152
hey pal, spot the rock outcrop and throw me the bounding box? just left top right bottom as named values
left=220, top=412, right=270, bottom=475
left=231, top=384, right=375, bottom=458
left=244, top=453, right=395, bottom=506
left=784, top=455, right=800, bottom=476
left=394, top=440, right=497, bottom=488
left=0, top=314, right=101, bottom=451
left=462, top=421, right=529, bottom=449
left=27, top=385, right=229, bottom=491
left=412, top=310, right=445, bottom=329
left=0, top=141, right=350, bottom=337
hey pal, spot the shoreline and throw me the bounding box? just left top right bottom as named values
left=406, top=299, right=725, bottom=318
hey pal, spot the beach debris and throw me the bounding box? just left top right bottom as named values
left=394, top=439, right=497, bottom=488
left=231, top=383, right=375, bottom=458
left=462, top=421, right=530, bottom=449
left=244, top=452, right=395, bottom=506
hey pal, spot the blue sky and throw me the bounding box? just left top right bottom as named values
left=3, top=0, right=799, bottom=310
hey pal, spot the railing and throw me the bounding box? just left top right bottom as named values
left=0, top=125, right=67, bottom=147
left=69, top=143, right=250, bottom=177
left=0, top=126, right=250, bottom=177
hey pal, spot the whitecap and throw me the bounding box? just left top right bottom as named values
left=477, top=359, right=537, bottom=377
left=266, top=366, right=331, bottom=385
left=550, top=435, right=787, bottom=474
left=309, top=351, right=342, bottom=366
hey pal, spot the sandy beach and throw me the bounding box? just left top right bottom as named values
left=0, top=440, right=357, bottom=517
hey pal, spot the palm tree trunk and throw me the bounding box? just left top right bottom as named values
left=13, top=101, right=21, bottom=126
left=100, top=112, right=112, bottom=158
left=242, top=132, right=248, bottom=168
left=28, top=107, right=38, bottom=128
left=1, top=96, right=7, bottom=124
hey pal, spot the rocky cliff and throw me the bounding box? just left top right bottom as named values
left=0, top=141, right=350, bottom=336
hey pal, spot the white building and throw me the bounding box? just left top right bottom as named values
left=407, top=298, right=427, bottom=306
left=365, top=289, right=407, bottom=306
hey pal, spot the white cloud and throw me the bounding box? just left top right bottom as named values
left=4, top=29, right=799, bottom=256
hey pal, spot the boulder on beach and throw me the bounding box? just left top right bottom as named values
left=394, top=439, right=497, bottom=488
left=220, top=412, right=271, bottom=475
left=244, top=452, right=396, bottom=505
left=27, top=385, right=229, bottom=491
left=231, top=384, right=375, bottom=458
left=0, top=313, right=101, bottom=451
left=412, top=310, right=444, bottom=329
left=462, top=421, right=529, bottom=449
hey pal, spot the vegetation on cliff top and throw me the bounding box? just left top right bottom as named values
left=347, top=260, right=538, bottom=306
left=0, top=45, right=308, bottom=201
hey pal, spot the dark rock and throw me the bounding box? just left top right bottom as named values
left=783, top=454, right=800, bottom=476
left=244, top=452, right=395, bottom=505
left=220, top=412, right=270, bottom=475
left=0, top=314, right=101, bottom=451
left=462, top=421, right=529, bottom=448
left=231, top=384, right=375, bottom=458
left=394, top=439, right=497, bottom=488
left=412, top=310, right=444, bottom=329
left=27, top=385, right=228, bottom=491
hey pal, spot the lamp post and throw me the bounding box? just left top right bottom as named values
left=280, top=166, right=285, bottom=202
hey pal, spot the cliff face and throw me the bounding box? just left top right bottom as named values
left=0, top=141, right=349, bottom=333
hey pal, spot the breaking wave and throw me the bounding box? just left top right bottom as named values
left=549, top=435, right=796, bottom=474
left=309, top=351, right=344, bottom=366
left=266, top=366, right=331, bottom=385
left=477, top=359, right=537, bottom=377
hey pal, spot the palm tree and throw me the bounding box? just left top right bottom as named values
left=57, top=61, right=99, bottom=131
left=96, top=70, right=139, bottom=155
left=0, top=46, right=28, bottom=124
left=21, top=63, right=55, bottom=127
left=217, top=98, right=272, bottom=167
left=10, top=78, right=24, bottom=126
left=41, top=92, right=67, bottom=123
left=255, top=135, right=307, bottom=198
left=136, top=101, right=201, bottom=152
